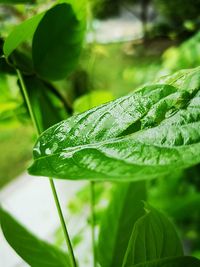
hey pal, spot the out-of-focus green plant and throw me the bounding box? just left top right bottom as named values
left=1, top=1, right=200, bottom=267
left=153, top=0, right=200, bottom=38
left=153, top=0, right=200, bottom=25
left=162, top=31, right=200, bottom=71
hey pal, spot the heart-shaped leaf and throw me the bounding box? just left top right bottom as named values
left=97, top=181, right=146, bottom=267
left=28, top=67, right=200, bottom=181
left=32, top=2, right=85, bottom=81
left=122, top=205, right=183, bottom=267
left=0, top=207, right=71, bottom=267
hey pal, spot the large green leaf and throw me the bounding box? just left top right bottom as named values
left=97, top=181, right=147, bottom=267
left=130, top=256, right=200, bottom=267
left=32, top=2, right=85, bottom=81
left=3, top=12, right=44, bottom=57
left=28, top=67, right=200, bottom=181
left=122, top=205, right=183, bottom=267
left=0, top=207, right=71, bottom=267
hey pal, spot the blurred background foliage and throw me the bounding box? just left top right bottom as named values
left=1, top=0, right=200, bottom=261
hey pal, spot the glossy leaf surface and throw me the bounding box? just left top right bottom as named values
left=123, top=205, right=183, bottom=266
left=32, top=3, right=85, bottom=81
left=0, top=207, right=71, bottom=267
left=29, top=67, right=200, bottom=180
left=130, top=256, right=200, bottom=267
left=97, top=181, right=147, bottom=267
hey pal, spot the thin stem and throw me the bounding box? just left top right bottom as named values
left=90, top=181, right=96, bottom=267
left=16, top=70, right=40, bottom=136
left=16, top=69, right=77, bottom=267
left=49, top=179, right=77, bottom=266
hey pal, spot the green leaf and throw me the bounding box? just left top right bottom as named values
left=97, top=181, right=147, bottom=267
left=32, top=2, right=85, bottom=81
left=0, top=207, right=71, bottom=267
left=3, top=12, right=44, bottom=57
left=130, top=256, right=200, bottom=267
left=122, top=205, right=183, bottom=267
left=157, top=66, right=200, bottom=91
left=23, top=76, right=66, bottom=132
left=0, top=0, right=34, bottom=3
left=28, top=67, right=200, bottom=181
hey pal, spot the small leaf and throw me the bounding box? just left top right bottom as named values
left=32, top=3, right=85, bottom=81
left=0, top=207, right=71, bottom=267
left=130, top=256, right=200, bottom=267
left=3, top=12, right=44, bottom=57
left=29, top=67, right=200, bottom=181
left=97, top=181, right=146, bottom=267
left=122, top=205, right=183, bottom=267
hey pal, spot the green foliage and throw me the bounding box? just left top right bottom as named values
left=123, top=205, right=183, bottom=266
left=98, top=181, right=147, bottom=267
left=3, top=12, right=44, bottom=57
left=163, top=31, right=200, bottom=71
left=91, top=0, right=121, bottom=19
left=0, top=126, right=33, bottom=188
left=153, top=0, right=200, bottom=25
left=1, top=1, right=200, bottom=266
left=29, top=67, right=200, bottom=181
left=73, top=90, right=114, bottom=113
left=129, top=256, right=200, bottom=267
left=0, top=0, right=35, bottom=3
left=32, top=3, right=85, bottom=81
left=0, top=207, right=71, bottom=267
left=23, top=76, right=66, bottom=132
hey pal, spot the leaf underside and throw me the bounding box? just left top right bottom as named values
left=29, top=67, right=200, bottom=181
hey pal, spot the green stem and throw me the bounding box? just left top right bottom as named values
left=16, top=69, right=77, bottom=267
left=90, top=181, right=96, bottom=267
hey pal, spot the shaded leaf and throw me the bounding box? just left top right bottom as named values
left=32, top=3, right=85, bottom=81
left=29, top=67, right=200, bottom=181
left=23, top=75, right=66, bottom=132
left=130, top=256, right=200, bottom=267
left=122, top=205, right=183, bottom=267
left=97, top=181, right=146, bottom=267
left=0, top=207, right=71, bottom=267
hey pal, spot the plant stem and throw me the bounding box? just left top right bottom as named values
left=16, top=69, right=77, bottom=267
left=90, top=181, right=96, bottom=267
left=49, top=178, right=77, bottom=266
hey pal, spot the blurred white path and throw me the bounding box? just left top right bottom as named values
left=0, top=173, right=88, bottom=267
